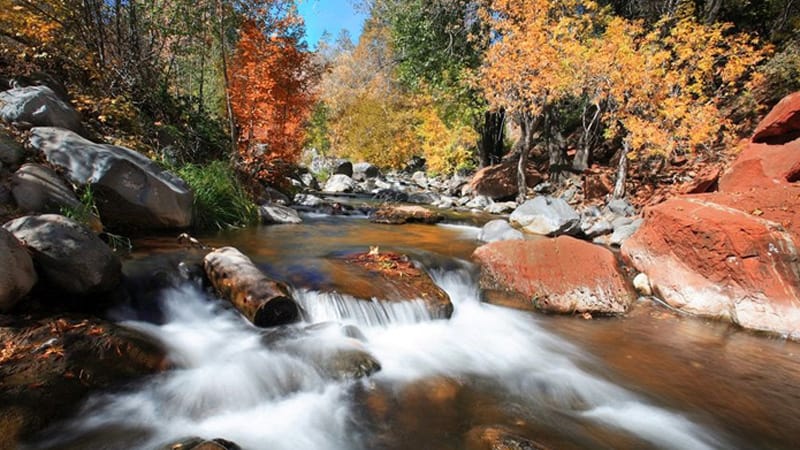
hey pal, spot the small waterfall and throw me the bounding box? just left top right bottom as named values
left=295, top=290, right=434, bottom=327
left=27, top=264, right=727, bottom=450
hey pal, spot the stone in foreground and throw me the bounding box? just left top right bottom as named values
left=621, top=197, right=800, bottom=339
left=0, top=227, right=37, bottom=311
left=204, top=247, right=299, bottom=327
left=4, top=214, right=120, bottom=295
left=29, top=127, right=193, bottom=229
left=474, top=236, right=633, bottom=314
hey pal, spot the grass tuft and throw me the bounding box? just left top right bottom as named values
left=178, top=161, right=259, bottom=231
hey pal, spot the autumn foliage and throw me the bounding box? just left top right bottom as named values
left=480, top=0, right=767, bottom=162
left=229, top=16, right=317, bottom=184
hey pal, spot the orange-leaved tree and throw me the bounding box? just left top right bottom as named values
left=228, top=10, right=317, bottom=185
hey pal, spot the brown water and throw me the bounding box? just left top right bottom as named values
left=30, top=213, right=800, bottom=450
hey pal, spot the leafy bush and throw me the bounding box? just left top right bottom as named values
left=177, top=161, right=258, bottom=231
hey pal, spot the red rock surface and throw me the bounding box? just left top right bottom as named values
left=473, top=236, right=633, bottom=315
left=718, top=139, right=800, bottom=192
left=467, top=158, right=543, bottom=200
left=752, top=91, right=800, bottom=144
left=621, top=198, right=800, bottom=338
left=622, top=92, right=800, bottom=338
left=680, top=165, right=721, bottom=194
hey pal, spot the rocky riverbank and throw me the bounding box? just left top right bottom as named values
left=2, top=75, right=800, bottom=447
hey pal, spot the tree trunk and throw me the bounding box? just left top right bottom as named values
left=515, top=112, right=535, bottom=203
left=479, top=109, right=506, bottom=167
left=216, top=0, right=237, bottom=155
left=613, top=144, right=629, bottom=199
left=573, top=103, right=601, bottom=172
left=204, top=247, right=299, bottom=327
left=545, top=107, right=568, bottom=183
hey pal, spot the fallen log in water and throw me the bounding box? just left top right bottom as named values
left=203, top=247, right=299, bottom=327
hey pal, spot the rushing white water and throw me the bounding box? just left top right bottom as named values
left=28, top=263, right=726, bottom=450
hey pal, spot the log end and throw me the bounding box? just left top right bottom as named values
left=252, top=296, right=300, bottom=327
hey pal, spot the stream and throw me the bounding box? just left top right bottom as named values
left=26, top=212, right=800, bottom=450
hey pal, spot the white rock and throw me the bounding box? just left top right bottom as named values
left=633, top=272, right=653, bottom=296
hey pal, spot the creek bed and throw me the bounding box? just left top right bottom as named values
left=25, top=213, right=800, bottom=450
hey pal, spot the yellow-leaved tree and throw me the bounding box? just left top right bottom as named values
left=481, top=0, right=767, bottom=199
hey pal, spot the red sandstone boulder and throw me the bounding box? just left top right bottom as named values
left=752, top=91, right=800, bottom=144
left=718, top=139, right=800, bottom=192
left=680, top=165, right=721, bottom=194
left=328, top=250, right=453, bottom=318
left=621, top=197, right=800, bottom=339
left=473, top=236, right=633, bottom=315
left=467, top=158, right=543, bottom=200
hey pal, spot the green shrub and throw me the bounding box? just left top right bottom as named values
left=178, top=161, right=259, bottom=231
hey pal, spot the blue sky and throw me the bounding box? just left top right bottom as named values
left=298, top=0, right=367, bottom=49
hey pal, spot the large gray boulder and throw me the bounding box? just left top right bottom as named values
left=333, top=160, right=353, bottom=177
left=11, top=163, right=81, bottom=214
left=259, top=204, right=302, bottom=225
left=478, top=219, right=524, bottom=243
left=0, top=130, right=25, bottom=167
left=0, top=86, right=84, bottom=135
left=352, top=162, right=380, bottom=181
left=4, top=214, right=121, bottom=295
left=29, top=127, right=193, bottom=229
left=0, top=228, right=37, bottom=311
left=323, top=174, right=355, bottom=193
left=509, top=196, right=580, bottom=236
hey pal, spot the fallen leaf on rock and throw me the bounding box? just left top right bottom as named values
left=752, top=209, right=764, bottom=216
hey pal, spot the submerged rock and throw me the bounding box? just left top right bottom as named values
left=474, top=236, right=633, bottom=315
left=464, top=425, right=550, bottom=450
left=370, top=205, right=442, bottom=225
left=4, top=214, right=120, bottom=295
left=161, top=437, right=242, bottom=450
